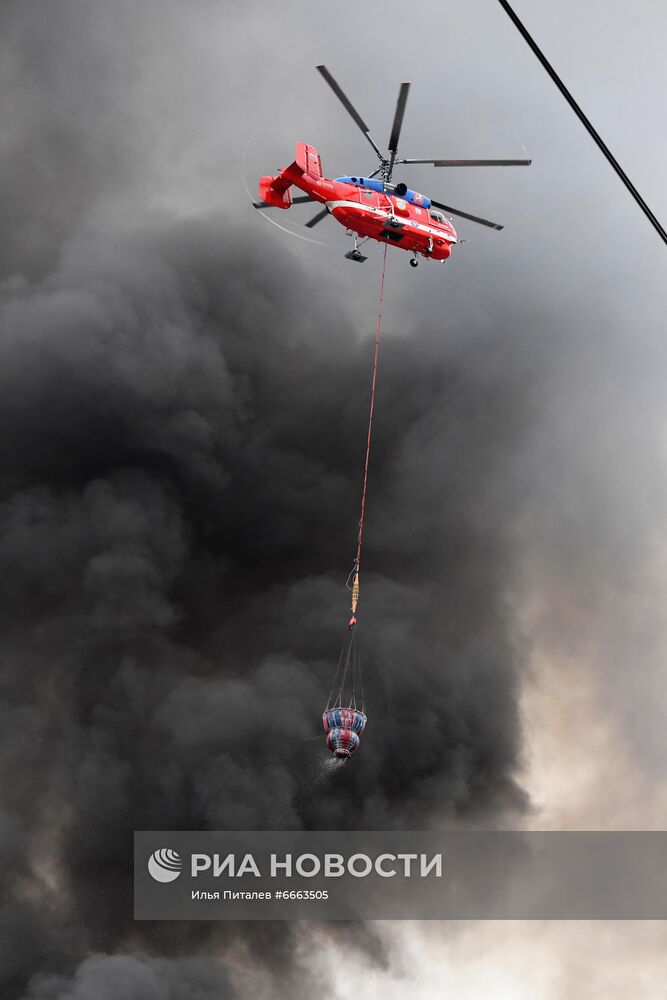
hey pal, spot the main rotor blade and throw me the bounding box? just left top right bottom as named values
left=430, top=198, right=504, bottom=230
left=305, top=207, right=329, bottom=228
left=316, top=65, right=384, bottom=161
left=253, top=195, right=316, bottom=208
left=397, top=158, right=532, bottom=167
left=387, top=82, right=410, bottom=179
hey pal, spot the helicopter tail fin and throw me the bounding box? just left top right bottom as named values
left=258, top=173, right=295, bottom=208
left=257, top=144, right=321, bottom=208
left=296, top=142, right=322, bottom=179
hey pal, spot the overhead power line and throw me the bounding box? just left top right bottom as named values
left=495, top=0, right=667, bottom=246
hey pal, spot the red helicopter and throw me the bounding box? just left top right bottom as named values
left=255, top=65, right=531, bottom=267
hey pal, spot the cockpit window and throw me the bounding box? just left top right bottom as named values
left=430, top=210, right=446, bottom=223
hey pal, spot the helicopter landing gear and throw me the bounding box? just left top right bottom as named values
left=410, top=254, right=419, bottom=268
left=344, top=236, right=368, bottom=263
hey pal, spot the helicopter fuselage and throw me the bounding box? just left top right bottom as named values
left=259, top=143, right=457, bottom=262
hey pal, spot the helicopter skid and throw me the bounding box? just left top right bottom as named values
left=344, top=249, right=368, bottom=263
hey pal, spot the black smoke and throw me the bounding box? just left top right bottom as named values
left=0, top=2, right=540, bottom=996
left=1, top=212, right=532, bottom=997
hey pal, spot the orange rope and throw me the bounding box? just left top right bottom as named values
left=349, top=243, right=388, bottom=622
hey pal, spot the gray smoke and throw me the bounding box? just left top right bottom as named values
left=23, top=956, right=234, bottom=1000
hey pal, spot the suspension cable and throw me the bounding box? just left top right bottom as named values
left=348, top=242, right=389, bottom=627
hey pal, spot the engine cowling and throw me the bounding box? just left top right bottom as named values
left=393, top=182, right=431, bottom=208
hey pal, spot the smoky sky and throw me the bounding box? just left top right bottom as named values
left=2, top=0, right=667, bottom=998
